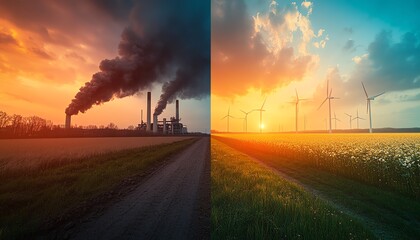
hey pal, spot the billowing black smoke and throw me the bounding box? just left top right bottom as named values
left=65, top=0, right=210, bottom=116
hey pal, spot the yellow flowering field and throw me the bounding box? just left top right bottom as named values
left=214, top=133, right=420, bottom=199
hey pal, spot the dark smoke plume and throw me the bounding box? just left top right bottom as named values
left=65, top=0, right=210, bottom=116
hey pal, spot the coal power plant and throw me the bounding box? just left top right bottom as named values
left=138, top=92, right=187, bottom=134
left=64, top=91, right=187, bottom=134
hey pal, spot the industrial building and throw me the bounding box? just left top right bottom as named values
left=65, top=91, right=187, bottom=134
left=138, top=92, right=187, bottom=134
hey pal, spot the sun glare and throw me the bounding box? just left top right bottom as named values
left=260, top=123, right=265, bottom=129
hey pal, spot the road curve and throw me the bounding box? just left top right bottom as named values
left=69, top=137, right=210, bottom=240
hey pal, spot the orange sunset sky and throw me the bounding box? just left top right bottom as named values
left=0, top=1, right=210, bottom=132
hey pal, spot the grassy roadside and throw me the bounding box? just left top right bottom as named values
left=0, top=138, right=197, bottom=239
left=215, top=136, right=420, bottom=240
left=211, top=138, right=375, bottom=240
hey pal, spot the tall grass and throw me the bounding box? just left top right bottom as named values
left=211, top=138, right=374, bottom=240
left=0, top=138, right=197, bottom=239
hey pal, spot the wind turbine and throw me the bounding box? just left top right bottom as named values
left=290, top=89, right=308, bottom=133
left=352, top=109, right=365, bottom=129
left=253, top=97, right=267, bottom=133
left=344, top=113, right=353, bottom=129
left=240, top=109, right=254, bottom=133
left=331, top=112, right=341, bottom=129
left=361, top=82, right=385, bottom=133
left=221, top=107, right=235, bottom=132
left=318, top=80, right=340, bottom=133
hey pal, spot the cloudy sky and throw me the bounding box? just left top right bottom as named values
left=212, top=0, right=420, bottom=132
left=0, top=0, right=210, bottom=132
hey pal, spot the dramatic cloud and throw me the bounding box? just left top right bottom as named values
left=66, top=0, right=210, bottom=116
left=212, top=0, right=322, bottom=96
left=0, top=0, right=131, bottom=48
left=0, top=31, right=18, bottom=45
left=311, top=30, right=420, bottom=112
left=357, top=30, right=420, bottom=91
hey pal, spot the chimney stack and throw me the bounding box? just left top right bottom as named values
left=163, top=118, right=167, bottom=134
left=153, top=114, right=158, bottom=133
left=146, top=92, right=151, bottom=131
left=65, top=114, right=71, bottom=129
left=176, top=99, right=179, bottom=121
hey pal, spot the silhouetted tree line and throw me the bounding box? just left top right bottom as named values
left=0, top=110, right=199, bottom=138
left=0, top=111, right=55, bottom=137
left=0, top=110, right=140, bottom=138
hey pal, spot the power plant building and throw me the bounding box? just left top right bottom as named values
left=138, top=92, right=186, bottom=134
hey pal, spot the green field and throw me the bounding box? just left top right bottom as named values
left=0, top=138, right=197, bottom=239
left=211, top=138, right=375, bottom=240
left=212, top=134, right=420, bottom=239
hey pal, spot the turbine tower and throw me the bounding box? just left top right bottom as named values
left=318, top=80, right=339, bottom=133
left=352, top=109, right=365, bottom=129
left=240, top=109, right=254, bottom=133
left=221, top=107, right=235, bottom=132
left=344, top=113, right=353, bottom=129
left=290, top=89, right=308, bottom=133
left=361, top=82, right=385, bottom=133
left=331, top=112, right=341, bottom=130
left=253, top=97, right=267, bottom=133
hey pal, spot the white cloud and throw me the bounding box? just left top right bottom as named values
left=253, top=0, right=318, bottom=54
left=301, top=1, right=312, bottom=8
left=313, top=35, right=329, bottom=48
left=352, top=53, right=368, bottom=64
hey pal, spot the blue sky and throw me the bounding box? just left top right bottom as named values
left=211, top=0, right=420, bottom=131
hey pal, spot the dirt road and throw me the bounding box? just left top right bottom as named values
left=68, top=137, right=210, bottom=240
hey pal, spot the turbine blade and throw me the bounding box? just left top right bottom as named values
left=318, top=97, right=328, bottom=110
left=372, top=91, right=386, bottom=99
left=221, top=115, right=227, bottom=120
left=361, top=82, right=369, bottom=98
left=240, top=109, right=246, bottom=114
left=261, top=97, right=267, bottom=109
left=360, top=117, right=365, bottom=120
left=329, top=88, right=333, bottom=98
left=295, top=88, right=299, bottom=100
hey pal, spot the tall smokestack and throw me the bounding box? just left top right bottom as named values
left=163, top=118, right=167, bottom=134
left=141, top=109, right=143, bottom=123
left=147, top=92, right=151, bottom=131
left=176, top=100, right=179, bottom=121
left=153, top=114, right=158, bottom=133
left=65, top=114, right=71, bottom=129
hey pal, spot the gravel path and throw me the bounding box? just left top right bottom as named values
left=68, top=137, right=210, bottom=240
